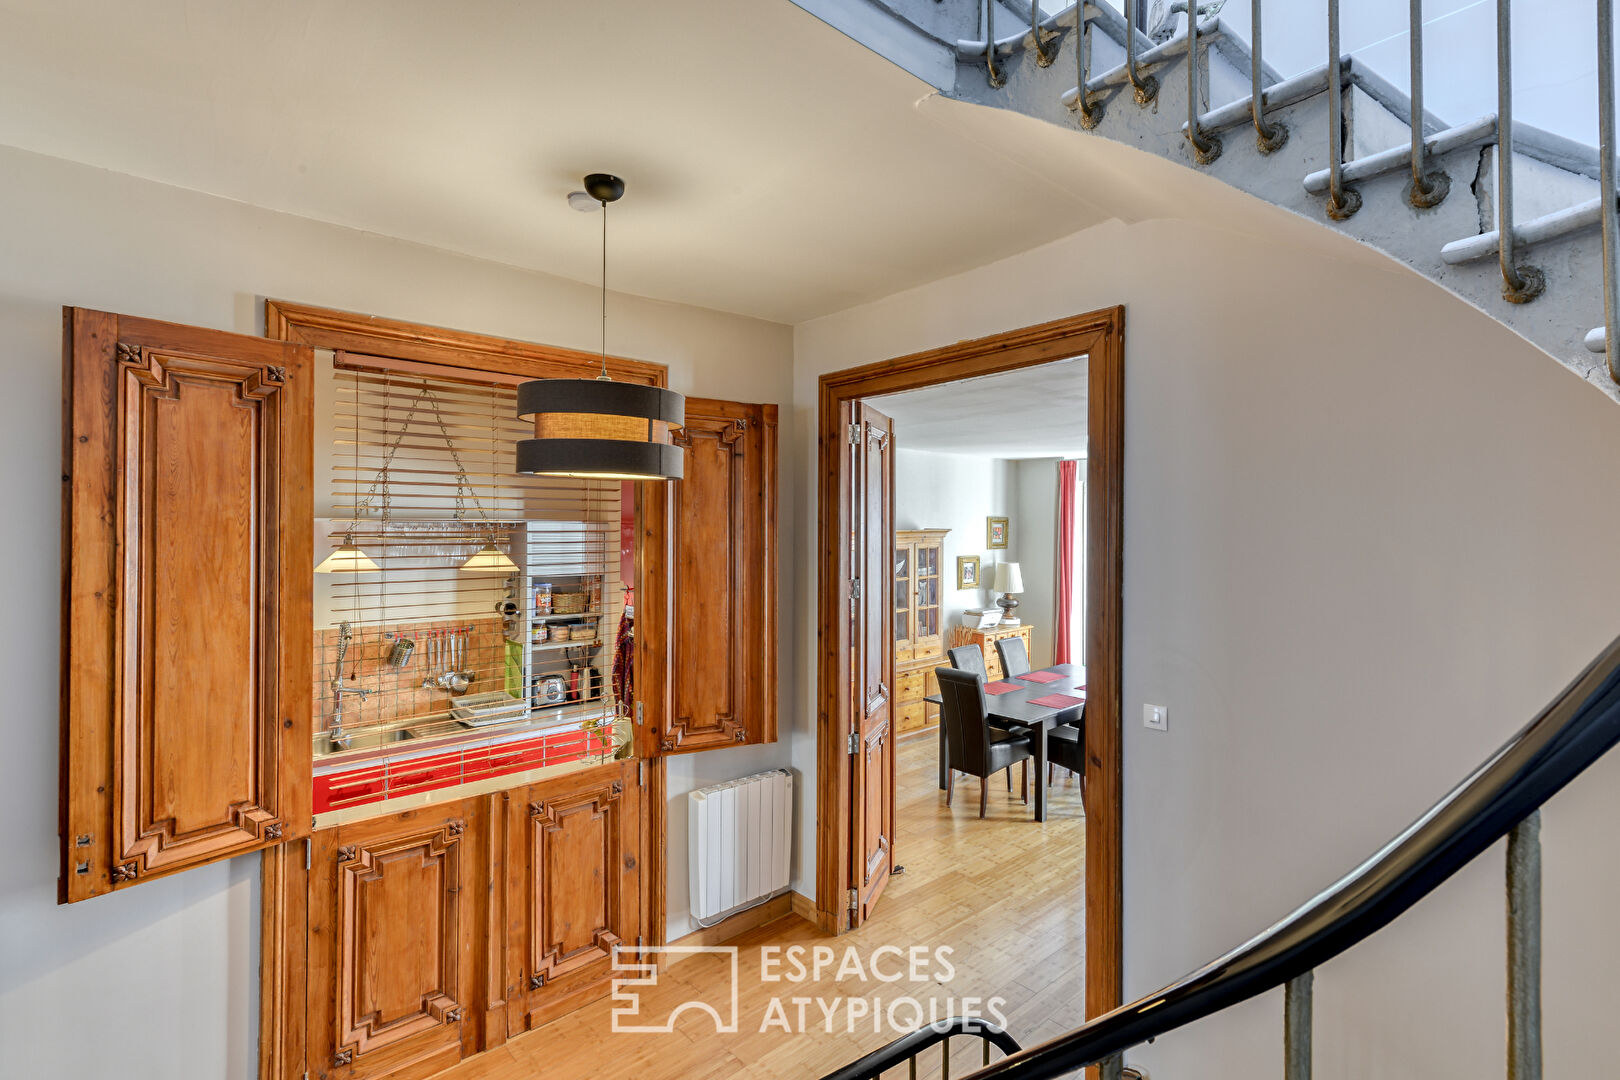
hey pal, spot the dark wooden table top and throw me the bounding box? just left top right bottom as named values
left=924, top=662, right=1086, bottom=725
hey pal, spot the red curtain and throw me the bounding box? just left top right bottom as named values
left=1053, top=459, right=1079, bottom=665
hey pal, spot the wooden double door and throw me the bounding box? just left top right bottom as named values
left=303, top=760, right=643, bottom=1079
left=849, top=402, right=896, bottom=927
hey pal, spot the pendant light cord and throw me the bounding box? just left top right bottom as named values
left=599, top=198, right=609, bottom=380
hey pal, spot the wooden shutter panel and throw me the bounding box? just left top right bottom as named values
left=661, top=398, right=776, bottom=753
left=60, top=308, right=313, bottom=902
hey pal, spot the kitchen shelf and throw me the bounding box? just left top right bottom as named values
left=529, top=611, right=606, bottom=622
left=530, top=640, right=600, bottom=652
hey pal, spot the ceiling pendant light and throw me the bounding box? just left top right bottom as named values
left=316, top=367, right=382, bottom=573
left=461, top=382, right=520, bottom=572
left=515, top=173, right=685, bottom=481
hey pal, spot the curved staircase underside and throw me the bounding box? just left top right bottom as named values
left=792, top=0, right=1619, bottom=401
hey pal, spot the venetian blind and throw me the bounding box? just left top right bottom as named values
left=314, top=353, right=629, bottom=754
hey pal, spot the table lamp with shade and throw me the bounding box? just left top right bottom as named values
left=993, top=561, right=1023, bottom=621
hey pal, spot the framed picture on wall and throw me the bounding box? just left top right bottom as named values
left=956, top=555, right=980, bottom=589
left=987, top=516, right=1009, bottom=549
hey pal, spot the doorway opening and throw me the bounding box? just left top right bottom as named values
left=814, top=308, right=1125, bottom=1025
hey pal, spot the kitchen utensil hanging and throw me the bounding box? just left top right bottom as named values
left=386, top=635, right=415, bottom=668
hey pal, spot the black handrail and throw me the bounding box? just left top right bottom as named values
left=956, top=631, right=1620, bottom=1079
left=820, top=1017, right=1022, bottom=1080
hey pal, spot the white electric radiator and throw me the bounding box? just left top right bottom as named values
left=688, top=769, right=793, bottom=926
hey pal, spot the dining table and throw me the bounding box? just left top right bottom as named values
left=923, top=662, right=1085, bottom=823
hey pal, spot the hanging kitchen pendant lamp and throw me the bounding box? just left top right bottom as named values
left=316, top=366, right=382, bottom=573
left=515, top=174, right=684, bottom=481
left=460, top=380, right=521, bottom=572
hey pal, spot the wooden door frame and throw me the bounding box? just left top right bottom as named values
left=257, top=300, right=672, bottom=1080
left=814, top=306, right=1125, bottom=1024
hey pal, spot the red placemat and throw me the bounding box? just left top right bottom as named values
left=1027, top=692, right=1085, bottom=709
left=1017, top=669, right=1065, bottom=683
left=984, top=680, right=1020, bottom=695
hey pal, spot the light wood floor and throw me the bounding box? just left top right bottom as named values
left=441, top=731, right=1087, bottom=1080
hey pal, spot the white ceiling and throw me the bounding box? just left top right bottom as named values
left=0, top=0, right=1124, bottom=325
left=868, top=356, right=1088, bottom=458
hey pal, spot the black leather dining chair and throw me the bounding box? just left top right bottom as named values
left=936, top=667, right=1032, bottom=818
left=947, top=644, right=987, bottom=680
left=995, top=635, right=1031, bottom=678
left=1046, top=710, right=1087, bottom=799
left=1046, top=704, right=1086, bottom=791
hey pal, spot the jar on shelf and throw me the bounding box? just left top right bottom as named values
left=533, top=583, right=552, bottom=615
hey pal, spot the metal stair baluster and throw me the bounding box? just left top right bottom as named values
left=1250, top=0, right=1286, bottom=153
left=1075, top=2, right=1102, bottom=128
left=1408, top=0, right=1449, bottom=206
left=1126, top=0, right=1158, bottom=104
left=1507, top=813, right=1542, bottom=1080
left=1285, top=971, right=1313, bottom=1080
left=1496, top=0, right=1545, bottom=301
left=1031, top=0, right=1054, bottom=66
left=1599, top=0, right=1619, bottom=376
left=985, top=0, right=1005, bottom=88
left=1187, top=4, right=1221, bottom=163
left=1325, top=0, right=1362, bottom=219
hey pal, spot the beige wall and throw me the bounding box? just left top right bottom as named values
left=791, top=213, right=1620, bottom=1077
left=0, top=144, right=795, bottom=1079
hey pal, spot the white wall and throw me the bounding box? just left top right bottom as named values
left=791, top=213, right=1620, bottom=1078
left=0, top=144, right=796, bottom=1080
left=892, top=448, right=1014, bottom=632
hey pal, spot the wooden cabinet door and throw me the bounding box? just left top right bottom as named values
left=309, top=806, right=473, bottom=1080
left=662, top=397, right=777, bottom=753
left=60, top=308, right=312, bottom=903
left=504, top=761, right=643, bottom=1030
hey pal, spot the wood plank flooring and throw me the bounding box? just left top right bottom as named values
left=439, top=731, right=1087, bottom=1080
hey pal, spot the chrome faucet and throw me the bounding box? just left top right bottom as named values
left=328, top=621, right=371, bottom=752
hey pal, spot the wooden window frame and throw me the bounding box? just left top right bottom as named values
left=258, top=300, right=672, bottom=1080
left=813, top=307, right=1126, bottom=1026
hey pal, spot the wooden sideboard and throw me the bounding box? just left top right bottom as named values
left=894, top=529, right=948, bottom=735
left=951, top=622, right=1036, bottom=682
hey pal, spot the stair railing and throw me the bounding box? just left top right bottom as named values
left=906, top=629, right=1620, bottom=1079
left=951, top=0, right=1618, bottom=383
left=820, top=1016, right=1022, bottom=1080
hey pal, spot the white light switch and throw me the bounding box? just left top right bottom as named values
left=1143, top=704, right=1168, bottom=732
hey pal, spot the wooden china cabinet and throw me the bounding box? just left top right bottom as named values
left=893, top=529, right=948, bottom=735
left=59, top=304, right=777, bottom=1080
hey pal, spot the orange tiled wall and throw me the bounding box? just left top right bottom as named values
left=314, top=615, right=511, bottom=735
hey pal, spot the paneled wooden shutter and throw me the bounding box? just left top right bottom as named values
left=60, top=308, right=313, bottom=902
left=662, top=397, right=777, bottom=753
